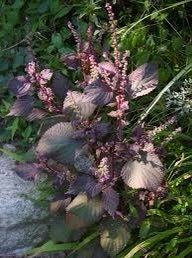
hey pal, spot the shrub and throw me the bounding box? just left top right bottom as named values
left=8, top=3, right=165, bottom=257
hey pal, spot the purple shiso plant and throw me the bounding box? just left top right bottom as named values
left=7, top=4, right=165, bottom=257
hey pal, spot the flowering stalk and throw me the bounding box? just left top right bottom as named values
left=25, top=61, right=59, bottom=113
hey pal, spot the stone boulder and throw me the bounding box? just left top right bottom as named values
left=0, top=146, right=49, bottom=256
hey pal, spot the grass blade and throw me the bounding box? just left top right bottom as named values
left=122, top=227, right=183, bottom=258
left=176, top=245, right=192, bottom=258
left=27, top=240, right=77, bottom=257
left=67, top=231, right=99, bottom=257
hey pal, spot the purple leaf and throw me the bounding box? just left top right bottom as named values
left=61, top=53, right=80, bottom=69
left=85, top=178, right=102, bottom=197
left=63, top=91, right=96, bottom=119
left=8, top=76, right=31, bottom=97
left=15, top=163, right=40, bottom=181
left=102, top=187, right=119, bottom=216
left=98, top=62, right=116, bottom=74
left=85, top=80, right=113, bottom=106
left=26, top=108, right=47, bottom=121
left=93, top=122, right=111, bottom=139
left=7, top=95, right=33, bottom=117
left=67, top=175, right=102, bottom=197
left=36, top=122, right=86, bottom=166
left=50, top=196, right=71, bottom=214
left=50, top=72, right=71, bottom=99
left=67, top=176, right=91, bottom=195
left=121, top=152, right=164, bottom=191
left=128, top=63, right=158, bottom=99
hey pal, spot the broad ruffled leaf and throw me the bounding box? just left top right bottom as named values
left=84, top=80, right=113, bottom=106
left=121, top=153, right=164, bottom=191
left=63, top=91, right=96, bottom=119
left=102, top=187, right=119, bottom=216
left=50, top=72, right=71, bottom=99
left=128, top=63, right=158, bottom=99
left=8, top=95, right=33, bottom=117
left=14, top=163, right=40, bottom=181
left=100, top=218, right=131, bottom=257
left=61, top=53, right=80, bottom=69
left=37, top=115, right=67, bottom=136
left=26, top=108, right=47, bottom=121
left=8, top=76, right=31, bottom=97
left=66, top=193, right=104, bottom=225
left=36, top=122, right=86, bottom=166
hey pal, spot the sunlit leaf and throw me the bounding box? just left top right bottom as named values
left=121, top=153, right=164, bottom=191
left=26, top=108, right=47, bottom=121
left=63, top=91, right=96, bottom=119
left=8, top=76, right=31, bottom=96
left=66, top=193, right=104, bottom=226
left=128, top=63, right=158, bottom=98
left=98, top=62, right=116, bottom=75
left=84, top=80, right=113, bottom=106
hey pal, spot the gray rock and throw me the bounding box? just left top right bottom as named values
left=0, top=148, right=49, bottom=256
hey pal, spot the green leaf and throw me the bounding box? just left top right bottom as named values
left=66, top=193, right=104, bottom=226
left=100, top=218, right=131, bottom=257
left=123, top=227, right=183, bottom=258
left=11, top=117, right=19, bottom=140
left=67, top=232, right=100, bottom=258
left=176, top=245, right=192, bottom=258
left=38, top=1, right=49, bottom=13
left=21, top=126, right=32, bottom=140
left=0, top=148, right=25, bottom=162
left=139, top=219, right=151, bottom=239
left=54, top=6, right=73, bottom=20
left=51, top=33, right=63, bottom=50
left=36, top=122, right=86, bottom=166
left=12, top=51, right=24, bottom=69
left=27, top=240, right=76, bottom=257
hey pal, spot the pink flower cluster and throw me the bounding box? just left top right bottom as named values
left=25, top=61, right=56, bottom=112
